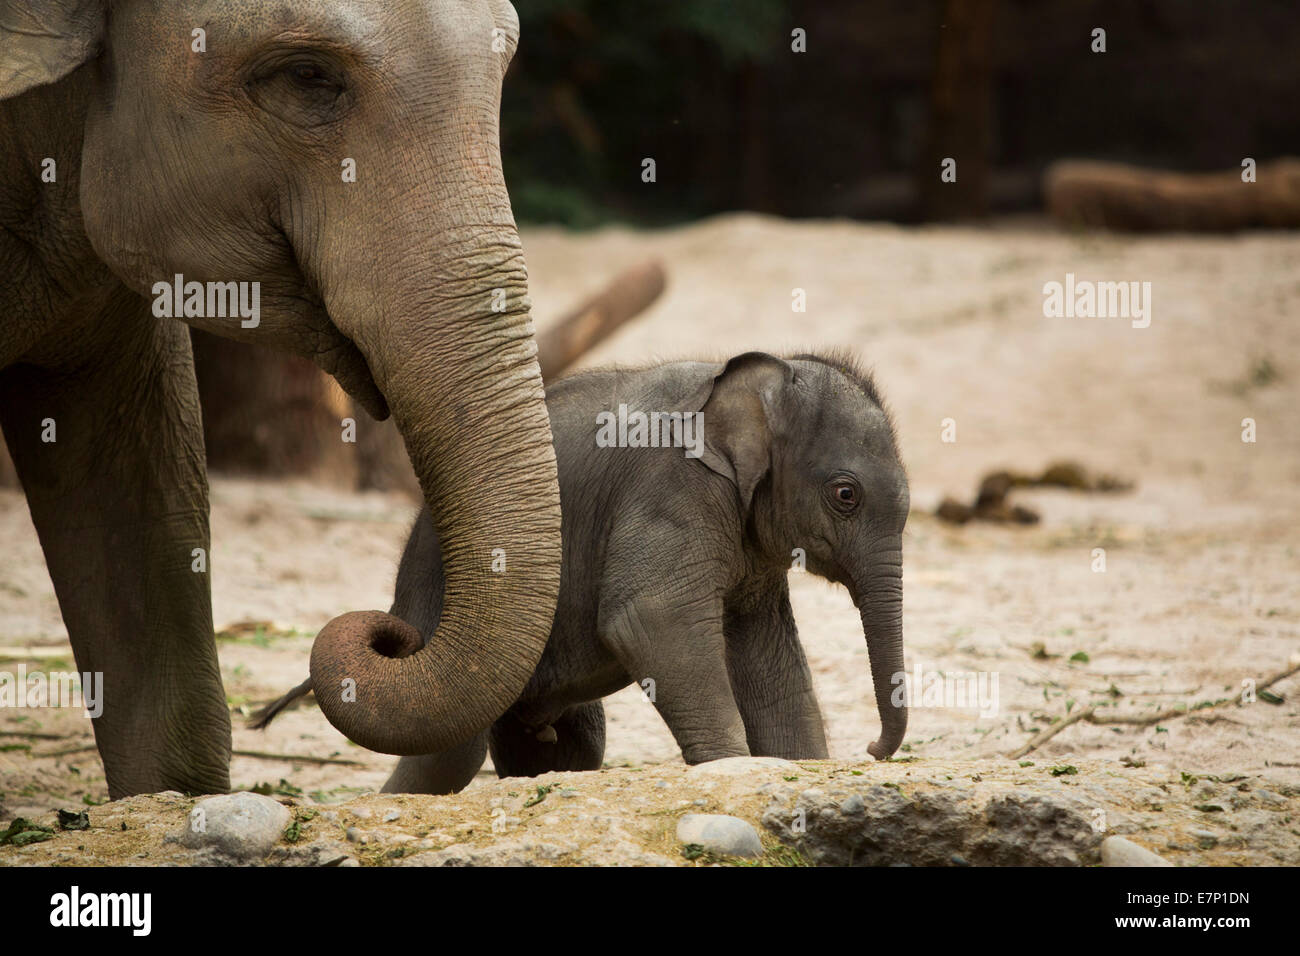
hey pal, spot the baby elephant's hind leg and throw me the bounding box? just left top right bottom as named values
left=489, top=702, right=606, bottom=779
left=382, top=732, right=488, bottom=794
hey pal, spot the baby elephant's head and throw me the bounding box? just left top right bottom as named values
left=692, top=351, right=909, bottom=759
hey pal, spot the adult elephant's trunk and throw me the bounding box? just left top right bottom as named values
left=852, top=539, right=907, bottom=759
left=303, top=180, right=560, bottom=757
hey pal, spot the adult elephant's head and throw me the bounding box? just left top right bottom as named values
left=0, top=0, right=560, bottom=754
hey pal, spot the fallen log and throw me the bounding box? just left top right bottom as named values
left=535, top=258, right=666, bottom=381
left=1044, top=158, right=1300, bottom=232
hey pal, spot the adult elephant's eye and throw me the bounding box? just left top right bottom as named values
left=246, top=53, right=350, bottom=127
left=286, top=61, right=336, bottom=89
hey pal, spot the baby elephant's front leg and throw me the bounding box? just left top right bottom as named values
left=602, top=597, right=750, bottom=764
left=724, top=586, right=829, bottom=759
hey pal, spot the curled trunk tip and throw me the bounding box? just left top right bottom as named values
left=308, top=610, right=433, bottom=754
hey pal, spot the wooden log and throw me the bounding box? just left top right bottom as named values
left=535, top=258, right=666, bottom=381
left=1045, top=158, right=1300, bottom=232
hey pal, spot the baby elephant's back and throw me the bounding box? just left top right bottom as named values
left=544, top=360, right=721, bottom=477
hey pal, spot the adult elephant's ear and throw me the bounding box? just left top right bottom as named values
left=688, top=352, right=793, bottom=513
left=0, top=0, right=105, bottom=100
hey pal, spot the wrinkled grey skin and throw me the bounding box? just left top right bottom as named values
left=261, top=352, right=910, bottom=793
left=0, top=0, right=562, bottom=798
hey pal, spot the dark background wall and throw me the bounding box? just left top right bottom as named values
left=499, top=0, right=1300, bottom=225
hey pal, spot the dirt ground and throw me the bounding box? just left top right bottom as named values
left=2, top=214, right=1298, bottom=840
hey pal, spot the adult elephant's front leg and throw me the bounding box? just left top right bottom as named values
left=0, top=293, right=230, bottom=798
left=724, top=578, right=828, bottom=760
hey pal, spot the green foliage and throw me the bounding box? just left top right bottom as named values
left=250, top=778, right=302, bottom=798
left=502, top=0, right=790, bottom=225
left=1, top=818, right=54, bottom=846
left=523, top=784, right=554, bottom=808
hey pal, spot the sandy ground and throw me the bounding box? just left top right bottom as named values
left=2, top=214, right=1298, bottom=826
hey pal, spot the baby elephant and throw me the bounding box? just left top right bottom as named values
left=255, top=351, right=909, bottom=793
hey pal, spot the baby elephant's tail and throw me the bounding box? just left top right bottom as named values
left=248, top=677, right=313, bottom=730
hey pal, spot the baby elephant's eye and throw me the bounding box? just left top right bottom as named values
left=827, top=479, right=860, bottom=513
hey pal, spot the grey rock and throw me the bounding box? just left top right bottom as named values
left=1101, top=835, right=1174, bottom=867
left=676, top=813, right=764, bottom=858
left=686, top=756, right=799, bottom=778
left=382, top=809, right=400, bottom=823
left=174, top=792, right=291, bottom=861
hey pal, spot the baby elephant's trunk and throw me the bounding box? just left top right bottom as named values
left=853, top=541, right=907, bottom=759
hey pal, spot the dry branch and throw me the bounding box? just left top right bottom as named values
left=1007, top=659, right=1300, bottom=758
left=232, top=749, right=366, bottom=767
left=1007, top=705, right=1095, bottom=760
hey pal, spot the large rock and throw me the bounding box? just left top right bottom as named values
left=676, top=814, right=764, bottom=858
left=174, top=792, right=291, bottom=862
left=10, top=759, right=1295, bottom=867
left=686, top=757, right=799, bottom=778
left=762, top=784, right=1101, bottom=866
left=1100, top=836, right=1173, bottom=867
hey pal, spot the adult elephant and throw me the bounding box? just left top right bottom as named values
left=0, top=0, right=561, bottom=798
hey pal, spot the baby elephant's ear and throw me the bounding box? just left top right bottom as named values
left=690, top=352, right=793, bottom=512
left=0, top=0, right=105, bottom=100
